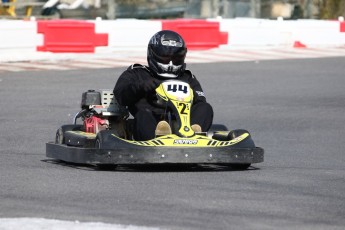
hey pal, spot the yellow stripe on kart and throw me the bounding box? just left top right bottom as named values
left=68, top=131, right=97, bottom=138
left=113, top=133, right=249, bottom=148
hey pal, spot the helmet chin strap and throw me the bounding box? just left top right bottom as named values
left=158, top=73, right=178, bottom=78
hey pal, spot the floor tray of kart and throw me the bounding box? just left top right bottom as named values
left=46, top=81, right=264, bottom=169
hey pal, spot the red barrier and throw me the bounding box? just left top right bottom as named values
left=37, top=20, right=108, bottom=53
left=340, top=21, right=345, bottom=32
left=161, top=19, right=228, bottom=50
left=293, top=41, right=307, bottom=48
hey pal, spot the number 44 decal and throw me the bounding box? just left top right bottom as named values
left=167, top=84, right=188, bottom=94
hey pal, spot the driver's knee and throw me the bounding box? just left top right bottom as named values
left=133, top=110, right=157, bottom=141
left=191, top=102, right=214, bottom=132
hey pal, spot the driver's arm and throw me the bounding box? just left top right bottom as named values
left=114, top=69, right=144, bottom=106
left=114, top=65, right=160, bottom=106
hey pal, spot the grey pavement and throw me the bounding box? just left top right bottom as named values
left=0, top=57, right=344, bottom=229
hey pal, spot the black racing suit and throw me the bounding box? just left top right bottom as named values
left=114, top=64, right=213, bottom=140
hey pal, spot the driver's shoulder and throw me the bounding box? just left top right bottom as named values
left=182, top=69, right=196, bottom=79
left=127, top=63, right=150, bottom=72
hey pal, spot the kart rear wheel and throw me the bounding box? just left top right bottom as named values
left=95, top=131, right=117, bottom=170
left=95, top=130, right=115, bottom=149
left=55, top=125, right=83, bottom=144
left=95, top=135, right=103, bottom=149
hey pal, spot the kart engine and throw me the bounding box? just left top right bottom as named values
left=79, top=89, right=128, bottom=134
left=84, top=116, right=109, bottom=134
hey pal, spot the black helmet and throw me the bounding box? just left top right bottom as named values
left=147, top=30, right=187, bottom=78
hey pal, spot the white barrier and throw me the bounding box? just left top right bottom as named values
left=290, top=20, right=345, bottom=47
left=217, top=18, right=345, bottom=48
left=0, top=20, right=42, bottom=50
left=0, top=20, right=47, bottom=62
left=94, top=19, right=161, bottom=53
left=0, top=18, right=344, bottom=62
left=218, top=18, right=286, bottom=47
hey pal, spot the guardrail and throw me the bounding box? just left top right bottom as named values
left=0, top=18, right=344, bottom=59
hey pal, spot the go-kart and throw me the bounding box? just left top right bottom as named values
left=46, top=80, right=264, bottom=169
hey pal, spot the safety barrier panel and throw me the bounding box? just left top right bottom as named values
left=0, top=20, right=41, bottom=50
left=288, top=20, right=345, bottom=48
left=341, top=21, right=345, bottom=32
left=218, top=19, right=284, bottom=47
left=37, top=20, right=108, bottom=52
left=93, top=19, right=161, bottom=52
left=0, top=18, right=344, bottom=61
left=162, top=19, right=228, bottom=50
left=217, top=18, right=345, bottom=48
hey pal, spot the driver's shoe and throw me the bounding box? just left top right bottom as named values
left=191, top=124, right=202, bottom=133
left=155, top=121, right=172, bottom=136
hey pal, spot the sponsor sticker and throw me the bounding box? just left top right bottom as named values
left=161, top=35, right=183, bottom=47
left=173, top=139, right=198, bottom=145
left=195, top=91, right=205, bottom=97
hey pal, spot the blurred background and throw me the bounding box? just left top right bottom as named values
left=1, top=0, right=344, bottom=20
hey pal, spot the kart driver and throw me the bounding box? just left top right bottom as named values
left=113, top=30, right=213, bottom=141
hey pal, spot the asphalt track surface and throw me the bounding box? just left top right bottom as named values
left=1, top=57, right=344, bottom=230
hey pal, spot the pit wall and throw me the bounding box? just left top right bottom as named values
left=0, top=18, right=344, bottom=54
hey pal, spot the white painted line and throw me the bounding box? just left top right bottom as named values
left=223, top=47, right=342, bottom=60
left=64, top=62, right=114, bottom=69
left=85, top=58, right=146, bottom=66
left=189, top=50, right=289, bottom=62
left=0, top=64, right=27, bottom=72
left=1, top=47, right=345, bottom=73
left=202, top=49, right=293, bottom=62
left=6, top=62, right=72, bottom=70
left=68, top=59, right=146, bottom=68
left=303, top=47, right=345, bottom=57
left=0, top=218, right=160, bottom=230
left=80, top=59, right=118, bottom=66
left=243, top=49, right=322, bottom=59
left=187, top=52, right=252, bottom=62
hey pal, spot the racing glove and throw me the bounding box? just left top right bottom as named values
left=139, top=76, right=161, bottom=93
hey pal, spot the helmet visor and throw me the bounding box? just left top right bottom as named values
left=151, top=47, right=186, bottom=65
left=157, top=61, right=182, bottom=72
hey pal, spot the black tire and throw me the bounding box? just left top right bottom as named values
left=208, top=124, right=228, bottom=138
left=94, top=131, right=118, bottom=169
left=229, top=129, right=256, bottom=148
left=94, top=135, right=102, bottom=149
left=95, top=130, right=114, bottom=149
left=219, top=129, right=255, bottom=169
left=228, top=129, right=249, bottom=139
left=94, top=129, right=103, bottom=149
left=55, top=124, right=83, bottom=144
